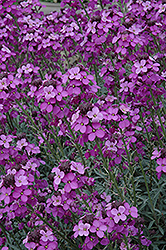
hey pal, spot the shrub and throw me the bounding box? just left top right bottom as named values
left=0, top=0, right=166, bottom=249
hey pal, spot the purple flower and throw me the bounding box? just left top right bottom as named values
left=134, top=60, right=147, bottom=74
left=151, top=149, right=161, bottom=160
left=86, top=123, right=105, bottom=141
left=80, top=72, right=94, bottom=85
left=40, top=98, right=56, bottom=113
left=37, top=241, right=58, bottom=250
left=97, top=22, right=112, bottom=33
left=40, top=230, right=54, bottom=242
left=87, top=21, right=97, bottom=34
left=16, top=138, right=28, bottom=150
left=107, top=107, right=119, bottom=121
left=25, top=242, right=37, bottom=250
left=15, top=171, right=28, bottom=187
left=0, top=187, right=11, bottom=205
left=62, top=172, right=78, bottom=192
left=44, top=86, right=56, bottom=100
left=124, top=202, right=138, bottom=218
left=12, top=187, right=32, bottom=202
left=22, top=63, right=33, bottom=74
left=90, top=220, right=107, bottom=238
left=83, top=236, right=99, bottom=249
left=87, top=107, right=103, bottom=123
left=55, top=85, right=68, bottom=101
left=0, top=77, right=8, bottom=90
left=73, top=221, right=91, bottom=237
left=111, top=206, right=126, bottom=223
left=70, top=161, right=85, bottom=174
left=74, top=116, right=89, bottom=133
left=52, top=195, right=62, bottom=206
left=68, top=67, right=81, bottom=80
left=52, top=168, right=65, bottom=185
left=25, top=143, right=40, bottom=155
left=156, top=158, right=166, bottom=176
left=0, top=134, right=12, bottom=148
left=116, top=40, right=128, bottom=55
left=119, top=117, right=130, bottom=129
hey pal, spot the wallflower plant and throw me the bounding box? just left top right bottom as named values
left=0, top=0, right=166, bottom=249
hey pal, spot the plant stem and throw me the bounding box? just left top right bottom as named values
left=26, top=204, right=80, bottom=250
left=121, top=136, right=137, bottom=206
left=15, top=100, right=59, bottom=161
left=95, top=138, right=124, bottom=201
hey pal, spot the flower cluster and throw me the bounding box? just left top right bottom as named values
left=0, top=0, right=166, bottom=248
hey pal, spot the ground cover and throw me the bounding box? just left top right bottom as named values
left=0, top=0, right=166, bottom=249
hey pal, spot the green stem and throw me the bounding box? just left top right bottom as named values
left=0, top=223, right=22, bottom=250
left=77, top=189, right=93, bottom=213
left=15, top=100, right=58, bottom=161
left=133, top=146, right=158, bottom=225
left=45, top=114, right=65, bottom=158
left=26, top=204, right=80, bottom=250
left=150, top=88, right=166, bottom=140
left=78, top=0, right=90, bottom=20
left=95, top=138, right=124, bottom=201
left=119, top=164, right=133, bottom=201
left=123, top=235, right=130, bottom=250
left=121, top=136, right=136, bottom=206
left=64, top=118, right=86, bottom=168
left=99, top=0, right=103, bottom=9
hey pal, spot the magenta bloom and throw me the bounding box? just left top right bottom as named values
left=68, top=67, right=81, bottom=80
left=73, top=221, right=91, bottom=237
left=16, top=138, right=28, bottom=150
left=52, top=195, right=62, bottom=206
left=62, top=172, right=78, bottom=192
left=80, top=71, right=94, bottom=85
left=83, top=236, right=99, bottom=250
left=44, top=85, right=55, bottom=100
left=25, top=143, right=40, bottom=155
left=25, top=242, right=37, bottom=250
left=151, top=149, right=161, bottom=160
left=111, top=206, right=126, bottom=223
left=87, top=107, right=103, bottom=123
left=86, top=123, right=105, bottom=141
left=40, top=98, right=55, bottom=113
left=55, top=85, right=68, bottom=101
left=22, top=63, right=33, bottom=74
left=40, top=230, right=54, bottom=242
left=37, top=241, right=58, bottom=250
left=116, top=40, right=128, bottom=55
left=134, top=60, right=147, bottom=74
left=0, top=134, right=12, bottom=148
left=156, top=158, right=166, bottom=175
left=71, top=161, right=85, bottom=174
left=124, top=202, right=138, bottom=218
left=15, top=174, right=28, bottom=187
left=0, top=187, right=11, bottom=205
left=52, top=168, right=65, bottom=185
left=107, top=107, right=119, bottom=121
left=119, top=118, right=130, bottom=129
left=90, top=220, right=107, bottom=238
left=87, top=21, right=97, bottom=34
left=12, top=187, right=32, bottom=202
left=74, top=116, right=89, bottom=133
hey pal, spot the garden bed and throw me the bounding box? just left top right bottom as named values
left=0, top=0, right=166, bottom=250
